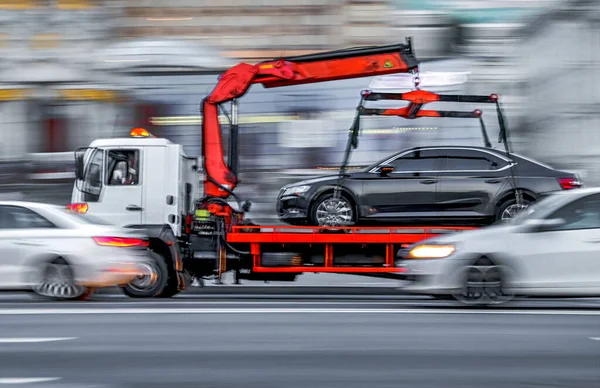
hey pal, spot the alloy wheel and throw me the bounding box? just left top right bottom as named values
left=501, top=204, right=528, bottom=220
left=34, top=261, right=87, bottom=300
left=315, top=197, right=353, bottom=226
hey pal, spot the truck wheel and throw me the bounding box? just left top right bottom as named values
left=122, top=251, right=168, bottom=298
left=158, top=281, right=180, bottom=298
left=158, top=270, right=193, bottom=298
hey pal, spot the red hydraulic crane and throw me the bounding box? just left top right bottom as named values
left=199, top=39, right=419, bottom=226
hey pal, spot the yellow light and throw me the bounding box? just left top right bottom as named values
left=130, top=128, right=153, bottom=138
left=408, top=244, right=455, bottom=259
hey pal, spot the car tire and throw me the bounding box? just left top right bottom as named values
left=310, top=192, right=356, bottom=227
left=121, top=251, right=168, bottom=298
left=33, top=257, right=94, bottom=301
left=496, top=197, right=531, bottom=222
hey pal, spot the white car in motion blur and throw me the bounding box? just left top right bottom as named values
left=0, top=201, right=152, bottom=300
left=397, top=188, right=600, bottom=305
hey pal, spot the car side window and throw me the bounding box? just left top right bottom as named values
left=0, top=206, right=56, bottom=229
left=388, top=150, right=443, bottom=172
left=442, top=149, right=508, bottom=171
left=544, top=194, right=600, bottom=231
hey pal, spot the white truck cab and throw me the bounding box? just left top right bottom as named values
left=71, top=129, right=200, bottom=237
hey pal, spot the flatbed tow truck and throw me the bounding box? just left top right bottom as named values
left=68, top=38, right=522, bottom=298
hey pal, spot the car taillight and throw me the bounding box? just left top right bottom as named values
left=92, top=236, right=149, bottom=248
left=558, top=178, right=582, bottom=190
left=67, top=203, right=88, bottom=213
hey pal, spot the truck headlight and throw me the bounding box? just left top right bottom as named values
left=408, top=244, right=455, bottom=259
left=282, top=185, right=310, bottom=196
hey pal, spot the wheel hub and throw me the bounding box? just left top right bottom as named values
left=129, top=262, right=159, bottom=290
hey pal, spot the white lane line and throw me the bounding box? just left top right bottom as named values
left=0, top=378, right=61, bottom=384
left=0, top=308, right=599, bottom=316
left=0, top=337, right=77, bottom=343
left=589, top=337, right=600, bottom=341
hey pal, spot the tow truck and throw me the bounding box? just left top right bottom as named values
left=68, top=38, right=521, bottom=298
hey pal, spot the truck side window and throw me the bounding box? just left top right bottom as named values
left=106, top=150, right=140, bottom=186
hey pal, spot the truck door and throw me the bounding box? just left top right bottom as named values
left=96, top=148, right=144, bottom=227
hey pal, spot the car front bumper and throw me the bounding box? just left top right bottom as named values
left=396, top=255, right=470, bottom=295
left=276, top=195, right=310, bottom=222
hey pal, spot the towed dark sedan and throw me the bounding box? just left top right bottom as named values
left=276, top=146, right=582, bottom=227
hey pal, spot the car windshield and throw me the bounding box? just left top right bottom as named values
left=60, top=209, right=112, bottom=225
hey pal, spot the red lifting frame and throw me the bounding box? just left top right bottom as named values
left=227, top=225, right=475, bottom=273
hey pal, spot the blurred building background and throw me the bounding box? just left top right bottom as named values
left=0, top=0, right=597, bottom=221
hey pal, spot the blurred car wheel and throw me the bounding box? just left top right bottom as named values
left=33, top=257, right=93, bottom=301
left=452, top=257, right=514, bottom=306
left=121, top=251, right=168, bottom=298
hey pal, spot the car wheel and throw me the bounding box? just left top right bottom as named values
left=33, top=258, right=93, bottom=301
left=452, top=257, right=514, bottom=306
left=311, top=192, right=356, bottom=227
left=121, top=251, right=168, bottom=298
left=496, top=197, right=530, bottom=222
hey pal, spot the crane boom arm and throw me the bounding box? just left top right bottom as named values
left=202, top=40, right=419, bottom=199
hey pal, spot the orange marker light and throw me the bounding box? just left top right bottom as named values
left=130, top=128, right=153, bottom=138
left=66, top=203, right=88, bottom=213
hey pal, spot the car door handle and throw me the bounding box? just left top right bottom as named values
left=419, top=180, right=436, bottom=185
left=126, top=205, right=143, bottom=211
left=485, top=179, right=502, bottom=184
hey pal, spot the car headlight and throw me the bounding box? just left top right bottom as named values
left=282, top=185, right=310, bottom=196
left=408, top=244, right=456, bottom=259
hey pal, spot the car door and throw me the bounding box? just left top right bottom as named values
left=0, top=205, right=57, bottom=288
left=436, top=148, right=511, bottom=217
left=361, top=149, right=444, bottom=219
left=514, top=193, right=600, bottom=292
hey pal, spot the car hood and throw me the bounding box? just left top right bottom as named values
left=282, top=174, right=341, bottom=188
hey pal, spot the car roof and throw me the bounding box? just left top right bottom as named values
left=407, top=145, right=556, bottom=167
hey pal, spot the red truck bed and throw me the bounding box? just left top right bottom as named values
left=227, top=225, right=475, bottom=273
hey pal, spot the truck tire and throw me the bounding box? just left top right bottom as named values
left=158, top=270, right=193, bottom=298
left=121, top=251, right=168, bottom=298
left=158, top=281, right=181, bottom=298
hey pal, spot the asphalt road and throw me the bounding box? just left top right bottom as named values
left=0, top=296, right=599, bottom=388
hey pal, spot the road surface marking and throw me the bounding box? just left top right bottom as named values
left=589, top=337, right=600, bottom=341
left=0, top=337, right=77, bottom=343
left=0, top=308, right=599, bottom=316
left=0, top=378, right=61, bottom=384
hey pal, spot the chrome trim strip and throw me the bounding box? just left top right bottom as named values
left=368, top=147, right=515, bottom=174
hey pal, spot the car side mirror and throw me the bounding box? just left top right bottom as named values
left=75, top=154, right=85, bottom=181
left=378, top=164, right=394, bottom=176
left=522, top=218, right=565, bottom=232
